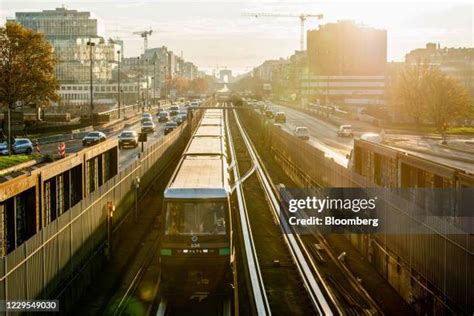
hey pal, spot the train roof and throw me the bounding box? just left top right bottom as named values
left=194, top=125, right=224, bottom=137
left=201, top=117, right=223, bottom=126
left=165, top=156, right=229, bottom=199
left=185, top=136, right=226, bottom=156
left=203, top=110, right=223, bottom=119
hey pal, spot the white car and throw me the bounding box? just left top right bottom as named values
left=142, top=113, right=152, bottom=120
left=294, top=127, right=309, bottom=140
left=141, top=121, right=156, bottom=133
left=337, top=125, right=354, bottom=137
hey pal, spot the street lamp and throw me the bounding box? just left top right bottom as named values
left=145, top=58, right=149, bottom=110
left=136, top=57, right=142, bottom=111
left=87, top=40, right=96, bottom=122
left=153, top=61, right=156, bottom=106
left=162, top=65, right=168, bottom=101
left=117, top=50, right=121, bottom=119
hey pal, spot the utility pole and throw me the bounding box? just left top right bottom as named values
left=87, top=40, right=95, bottom=122
left=117, top=50, right=121, bottom=119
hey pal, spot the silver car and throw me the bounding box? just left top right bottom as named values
left=0, top=138, right=34, bottom=155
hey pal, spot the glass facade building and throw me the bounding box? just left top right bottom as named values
left=10, top=7, right=119, bottom=83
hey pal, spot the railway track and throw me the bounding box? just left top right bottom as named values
left=228, top=106, right=333, bottom=315
left=236, top=106, right=384, bottom=315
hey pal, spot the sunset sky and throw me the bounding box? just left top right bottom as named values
left=1, top=0, right=472, bottom=74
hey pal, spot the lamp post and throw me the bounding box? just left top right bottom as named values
left=153, top=61, right=156, bottom=106
left=87, top=40, right=96, bottom=122
left=145, top=58, right=149, bottom=110
left=117, top=50, right=121, bottom=119
left=136, top=57, right=143, bottom=112
left=162, top=65, right=168, bottom=101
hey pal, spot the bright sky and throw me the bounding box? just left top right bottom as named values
left=1, top=0, right=472, bottom=74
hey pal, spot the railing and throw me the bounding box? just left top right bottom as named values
left=0, top=116, right=195, bottom=313
left=240, top=108, right=474, bottom=314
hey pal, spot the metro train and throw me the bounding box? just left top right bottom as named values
left=159, top=108, right=233, bottom=297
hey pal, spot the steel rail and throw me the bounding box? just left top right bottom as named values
left=232, top=108, right=334, bottom=315
left=225, top=104, right=271, bottom=316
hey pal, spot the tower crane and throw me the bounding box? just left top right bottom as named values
left=133, top=29, right=153, bottom=53
left=242, top=13, right=323, bottom=51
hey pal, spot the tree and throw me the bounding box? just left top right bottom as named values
left=189, top=78, right=208, bottom=94
left=424, top=69, right=472, bottom=132
left=390, top=63, right=472, bottom=131
left=0, top=21, right=59, bottom=109
left=0, top=21, right=59, bottom=154
left=390, top=63, right=431, bottom=127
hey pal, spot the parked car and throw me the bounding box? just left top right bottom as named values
left=337, top=125, right=354, bottom=137
left=294, top=127, right=309, bottom=140
left=82, top=131, right=106, bottom=147
left=0, top=138, right=34, bottom=155
left=164, top=122, right=178, bottom=135
left=274, top=112, right=286, bottom=123
left=141, top=121, right=155, bottom=133
left=118, top=130, right=138, bottom=149
left=170, top=105, right=180, bottom=116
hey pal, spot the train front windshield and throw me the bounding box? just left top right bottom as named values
left=165, top=202, right=226, bottom=236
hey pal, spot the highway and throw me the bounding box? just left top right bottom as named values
left=269, top=102, right=352, bottom=166
left=39, top=110, right=171, bottom=170
left=270, top=101, right=474, bottom=173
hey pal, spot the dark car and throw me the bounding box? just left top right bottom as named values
left=118, top=130, right=138, bottom=149
left=164, top=122, right=178, bottom=135
left=158, top=111, right=170, bottom=122
left=174, top=116, right=184, bottom=126
left=274, top=112, right=286, bottom=123
left=169, top=105, right=180, bottom=116
left=265, top=109, right=275, bottom=119
left=82, top=131, right=106, bottom=147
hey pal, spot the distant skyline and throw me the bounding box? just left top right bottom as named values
left=1, top=0, right=472, bottom=74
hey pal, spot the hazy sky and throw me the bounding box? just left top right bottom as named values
left=1, top=0, right=472, bottom=74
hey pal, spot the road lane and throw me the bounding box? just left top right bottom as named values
left=268, top=102, right=351, bottom=166
left=270, top=101, right=474, bottom=173
left=38, top=109, right=181, bottom=171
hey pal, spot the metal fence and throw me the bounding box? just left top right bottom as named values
left=241, top=108, right=473, bottom=314
left=0, top=116, right=195, bottom=314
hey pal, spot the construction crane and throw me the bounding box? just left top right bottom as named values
left=133, top=29, right=153, bottom=53
left=242, top=13, right=323, bottom=51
